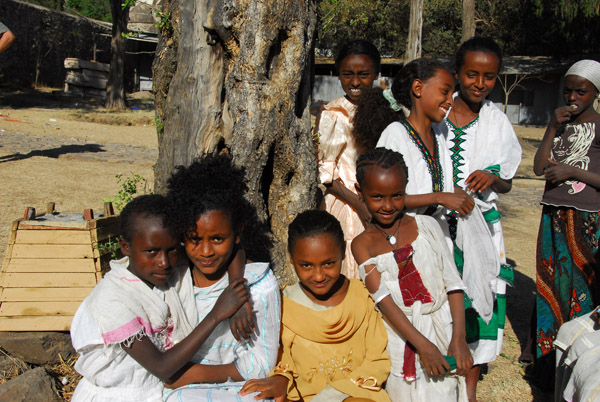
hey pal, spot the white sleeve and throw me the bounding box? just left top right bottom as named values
left=233, top=270, right=281, bottom=380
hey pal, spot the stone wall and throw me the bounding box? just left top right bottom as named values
left=0, top=0, right=112, bottom=87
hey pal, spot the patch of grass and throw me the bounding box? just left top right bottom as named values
left=69, top=111, right=155, bottom=126
left=0, top=348, right=30, bottom=385
left=48, top=353, right=81, bottom=400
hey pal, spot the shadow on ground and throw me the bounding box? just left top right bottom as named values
left=0, top=144, right=105, bottom=163
left=0, top=88, right=154, bottom=111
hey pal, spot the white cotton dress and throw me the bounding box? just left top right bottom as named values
left=358, top=215, right=467, bottom=402
left=164, top=262, right=281, bottom=401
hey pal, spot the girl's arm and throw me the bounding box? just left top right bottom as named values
left=124, top=278, right=249, bottom=381
left=228, top=247, right=255, bottom=341
left=445, top=290, right=473, bottom=376
left=405, top=188, right=474, bottom=216
left=544, top=159, right=600, bottom=189
left=534, top=106, right=572, bottom=175
left=352, top=244, right=449, bottom=378
left=166, top=362, right=242, bottom=388
left=326, top=180, right=371, bottom=224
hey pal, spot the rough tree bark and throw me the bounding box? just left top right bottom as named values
left=461, top=0, right=476, bottom=43
left=152, top=0, right=318, bottom=284
left=105, top=0, right=129, bottom=110
left=405, top=0, right=423, bottom=62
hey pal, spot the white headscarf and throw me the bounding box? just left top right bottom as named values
left=565, top=59, right=600, bottom=92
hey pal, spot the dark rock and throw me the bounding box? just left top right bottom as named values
left=0, top=367, right=59, bottom=402
left=0, top=332, right=75, bottom=365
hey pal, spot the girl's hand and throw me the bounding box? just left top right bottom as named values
left=229, top=301, right=255, bottom=341
left=439, top=189, right=474, bottom=216
left=239, top=376, right=288, bottom=401
left=544, top=159, right=575, bottom=184
left=211, top=278, right=250, bottom=322
left=418, top=341, right=450, bottom=378
left=465, top=170, right=495, bottom=194
left=447, top=338, right=473, bottom=376
left=549, top=106, right=574, bottom=129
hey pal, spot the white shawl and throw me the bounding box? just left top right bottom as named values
left=84, top=257, right=197, bottom=350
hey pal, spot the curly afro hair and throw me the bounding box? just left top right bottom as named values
left=167, top=153, right=272, bottom=263
left=353, top=87, right=403, bottom=152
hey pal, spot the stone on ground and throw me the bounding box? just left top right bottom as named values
left=0, top=332, right=74, bottom=365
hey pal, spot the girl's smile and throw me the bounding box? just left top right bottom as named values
left=290, top=233, right=347, bottom=305
left=338, top=54, right=378, bottom=104
left=356, top=165, right=407, bottom=227
left=456, top=51, right=500, bottom=106
left=418, top=68, right=455, bottom=123
left=185, top=210, right=240, bottom=287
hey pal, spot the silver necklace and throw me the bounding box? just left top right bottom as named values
left=374, top=219, right=401, bottom=245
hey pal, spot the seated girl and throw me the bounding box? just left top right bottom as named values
left=164, top=154, right=281, bottom=401
left=70, top=194, right=249, bottom=401
left=240, top=210, right=391, bottom=402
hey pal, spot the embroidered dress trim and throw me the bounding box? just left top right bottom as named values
left=400, top=119, right=444, bottom=192
left=446, top=117, right=479, bottom=186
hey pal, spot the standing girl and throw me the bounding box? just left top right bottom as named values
left=70, top=195, right=250, bottom=401
left=352, top=148, right=472, bottom=402
left=164, top=154, right=281, bottom=401
left=316, top=39, right=381, bottom=278
left=240, top=210, right=391, bottom=402
left=531, top=59, right=600, bottom=382
left=437, top=37, right=522, bottom=399
left=353, top=58, right=474, bottom=225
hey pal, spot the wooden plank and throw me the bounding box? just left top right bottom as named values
left=64, top=58, right=109, bottom=72
left=66, top=73, right=108, bottom=90
left=15, top=230, right=91, bottom=245
left=0, top=301, right=80, bottom=316
left=94, top=222, right=121, bottom=242
left=11, top=244, right=94, bottom=259
left=0, top=316, right=73, bottom=331
left=0, top=287, right=93, bottom=302
left=2, top=273, right=98, bottom=288
left=4, top=258, right=96, bottom=273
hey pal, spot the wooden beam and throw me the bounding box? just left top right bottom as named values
left=2, top=273, right=98, bottom=288
left=15, top=230, right=91, bottom=245
left=0, top=287, right=93, bottom=302
left=3, top=258, right=97, bottom=273
left=0, top=301, right=81, bottom=316
left=11, top=244, right=95, bottom=259
left=0, top=316, right=73, bottom=331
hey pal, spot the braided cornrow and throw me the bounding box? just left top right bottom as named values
left=356, top=147, right=409, bottom=186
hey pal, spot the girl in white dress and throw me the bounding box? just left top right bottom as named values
left=352, top=148, right=472, bottom=402
left=316, top=39, right=381, bottom=278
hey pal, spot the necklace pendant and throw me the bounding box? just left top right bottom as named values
left=388, top=235, right=397, bottom=245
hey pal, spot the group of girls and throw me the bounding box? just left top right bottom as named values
left=317, top=37, right=521, bottom=401
left=69, top=34, right=600, bottom=402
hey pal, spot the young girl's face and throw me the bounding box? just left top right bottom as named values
left=338, top=54, right=378, bottom=104
left=563, top=74, right=598, bottom=116
left=416, top=68, right=454, bottom=123
left=356, top=165, right=407, bottom=227
left=456, top=51, right=500, bottom=105
left=290, top=233, right=344, bottom=301
left=185, top=209, right=240, bottom=286
left=121, top=215, right=180, bottom=288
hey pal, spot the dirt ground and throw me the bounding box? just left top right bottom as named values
left=0, top=89, right=552, bottom=401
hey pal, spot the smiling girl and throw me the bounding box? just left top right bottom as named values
left=354, top=58, right=474, bottom=227
left=240, top=210, right=391, bottom=402
left=316, top=39, right=381, bottom=279
left=352, top=148, right=472, bottom=402
left=436, top=37, right=522, bottom=400
left=164, top=154, right=280, bottom=401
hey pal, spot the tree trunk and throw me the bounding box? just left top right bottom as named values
left=105, top=0, right=129, bottom=110
left=461, top=0, right=476, bottom=43
left=405, top=0, right=423, bottom=62
left=153, top=0, right=318, bottom=284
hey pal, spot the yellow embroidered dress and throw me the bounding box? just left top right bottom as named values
left=317, top=97, right=364, bottom=278
left=271, top=279, right=391, bottom=402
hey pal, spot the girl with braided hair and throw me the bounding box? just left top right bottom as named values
left=352, top=148, right=472, bottom=402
